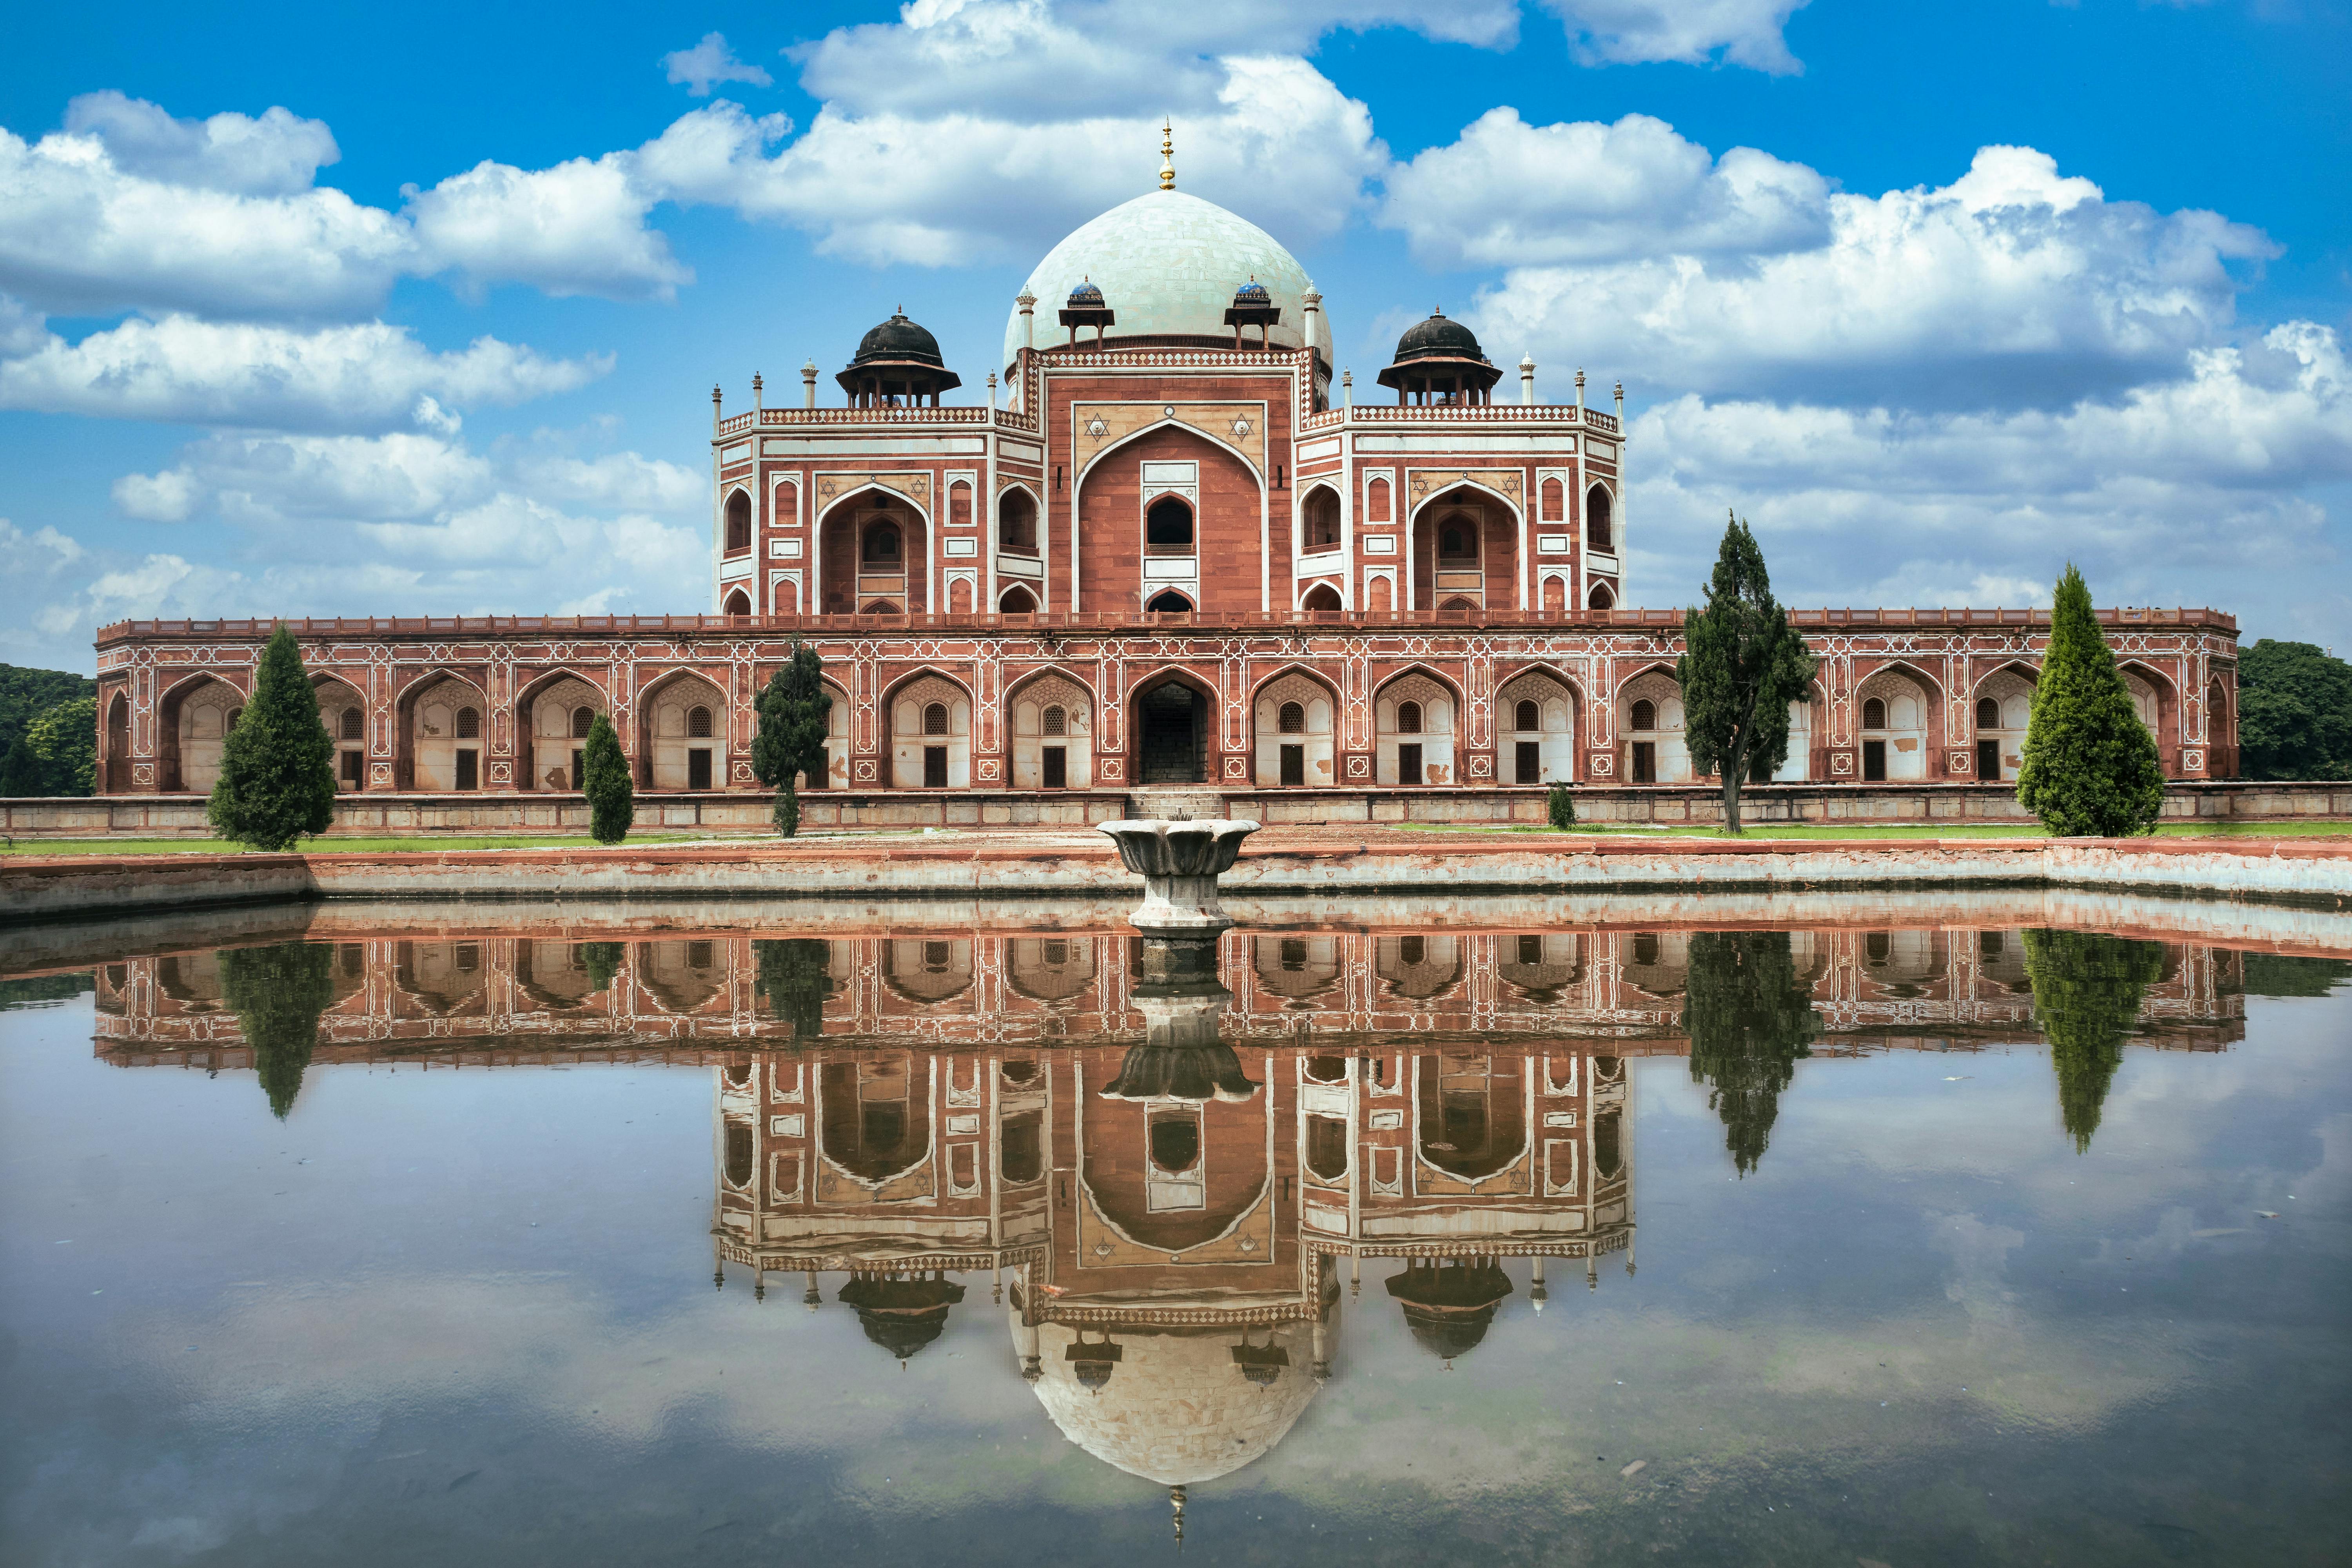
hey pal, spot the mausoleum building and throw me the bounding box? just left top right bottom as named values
left=89, top=136, right=2241, bottom=814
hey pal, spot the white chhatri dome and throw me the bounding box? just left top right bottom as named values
left=1003, top=190, right=1332, bottom=372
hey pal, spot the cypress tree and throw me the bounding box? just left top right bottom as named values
left=755, top=938, right=835, bottom=1040
left=205, top=626, right=337, bottom=851
left=582, top=712, right=633, bottom=844
left=218, top=941, right=338, bottom=1119
left=1684, top=930, right=1820, bottom=1176
left=2022, top=927, right=2162, bottom=1152
left=751, top=640, right=833, bottom=838
left=1674, top=513, right=1817, bottom=835
left=2016, top=566, right=2165, bottom=836
left=578, top=941, right=624, bottom=992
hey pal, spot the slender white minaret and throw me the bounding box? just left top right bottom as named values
left=1519, top=354, right=1535, bottom=404
left=986, top=370, right=997, bottom=411
left=1341, top=369, right=1352, bottom=409
left=1016, top=287, right=1036, bottom=352
left=1575, top=368, right=1586, bottom=412
left=751, top=372, right=762, bottom=413
left=800, top=359, right=817, bottom=409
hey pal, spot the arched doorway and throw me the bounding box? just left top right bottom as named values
left=1254, top=671, right=1337, bottom=787
left=888, top=674, right=971, bottom=788
left=1497, top=670, right=1575, bottom=784
left=643, top=673, right=727, bottom=790
left=1298, top=582, right=1343, bottom=613
left=1135, top=678, right=1208, bottom=784
left=1008, top=673, right=1092, bottom=788
left=998, top=583, right=1038, bottom=614
left=103, top=691, right=130, bottom=793
left=1375, top=671, right=1457, bottom=785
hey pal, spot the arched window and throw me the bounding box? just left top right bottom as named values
left=998, top=584, right=1037, bottom=613
left=863, top=522, right=900, bottom=564
left=455, top=706, right=479, bottom=739
left=1279, top=701, right=1305, bottom=734
left=687, top=705, right=713, bottom=739
left=1976, top=696, right=2000, bottom=728
left=922, top=702, right=949, bottom=736
left=1396, top=701, right=1423, bottom=735
left=1541, top=476, right=1564, bottom=521
left=1863, top=697, right=1887, bottom=730
left=725, top=490, right=752, bottom=553
left=1631, top=699, right=1656, bottom=731
left=1587, top=485, right=1613, bottom=552
left=339, top=707, right=363, bottom=740
left=1042, top=704, right=1066, bottom=737
left=724, top=1122, right=754, bottom=1188
left=1515, top=699, right=1539, bottom=732
left=1146, top=589, right=1194, bottom=613
left=572, top=706, right=593, bottom=738
left=949, top=479, right=972, bottom=529
left=1303, top=487, right=1341, bottom=550
left=1588, top=581, right=1615, bottom=610
left=1439, top=524, right=1472, bottom=559
left=1145, top=497, right=1193, bottom=550
left=998, top=488, right=1038, bottom=552
left=722, top=588, right=751, bottom=617
left=1367, top=476, right=1391, bottom=523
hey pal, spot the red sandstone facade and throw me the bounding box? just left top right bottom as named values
left=89, top=180, right=2241, bottom=802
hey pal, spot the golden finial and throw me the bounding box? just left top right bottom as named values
left=1159, top=117, right=1174, bottom=191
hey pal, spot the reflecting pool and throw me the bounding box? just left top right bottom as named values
left=2, top=905, right=2348, bottom=1565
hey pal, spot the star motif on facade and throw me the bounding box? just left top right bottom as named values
left=1085, top=417, right=1107, bottom=437
left=1231, top=419, right=1251, bottom=439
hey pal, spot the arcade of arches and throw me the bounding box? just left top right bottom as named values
left=100, top=638, right=2223, bottom=798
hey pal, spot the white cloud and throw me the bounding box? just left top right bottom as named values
left=404, top=155, right=693, bottom=302
left=1382, top=109, right=1829, bottom=268
left=61, top=89, right=340, bottom=196
left=111, top=466, right=200, bottom=521
left=793, top=0, right=1521, bottom=120
left=1474, top=145, right=2277, bottom=408
left=644, top=56, right=1385, bottom=267
left=0, top=316, right=608, bottom=431
left=1625, top=321, right=2351, bottom=639
left=1541, top=0, right=1811, bottom=73
left=0, top=113, right=413, bottom=319
left=514, top=450, right=705, bottom=511
left=662, top=31, right=774, bottom=96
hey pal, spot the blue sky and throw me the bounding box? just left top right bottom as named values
left=2, top=0, right=2346, bottom=673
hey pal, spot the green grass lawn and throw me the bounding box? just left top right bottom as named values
left=1392, top=819, right=2352, bottom=840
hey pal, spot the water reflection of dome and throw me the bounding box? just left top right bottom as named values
left=839, top=1272, right=965, bottom=1363
left=1019, top=1318, right=1322, bottom=1486
left=1385, top=1258, right=1513, bottom=1362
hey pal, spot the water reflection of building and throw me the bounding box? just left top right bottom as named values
left=91, top=926, right=2247, bottom=1066
left=705, top=939, right=1637, bottom=1523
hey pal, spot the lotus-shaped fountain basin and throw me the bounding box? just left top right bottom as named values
left=1096, top=818, right=1261, bottom=935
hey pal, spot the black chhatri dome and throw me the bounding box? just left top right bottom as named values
left=849, top=311, right=947, bottom=369
left=1393, top=308, right=1486, bottom=365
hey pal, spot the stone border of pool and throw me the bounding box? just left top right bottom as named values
left=5, top=830, right=2348, bottom=925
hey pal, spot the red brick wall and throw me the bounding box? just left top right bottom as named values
left=1076, top=426, right=1264, bottom=615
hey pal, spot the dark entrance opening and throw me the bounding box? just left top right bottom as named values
left=1862, top=740, right=1887, bottom=782
left=1631, top=741, right=1656, bottom=784
left=924, top=746, right=949, bottom=788
left=688, top=748, right=713, bottom=790
left=455, top=749, right=479, bottom=791
left=1515, top=740, right=1541, bottom=784
left=1137, top=681, right=1207, bottom=784
left=341, top=751, right=365, bottom=788
left=1397, top=742, right=1424, bottom=785
left=1976, top=738, right=2000, bottom=781
left=1042, top=746, right=1067, bottom=789
left=1280, top=744, right=1305, bottom=787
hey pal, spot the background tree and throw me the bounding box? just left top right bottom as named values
left=218, top=941, right=338, bottom=1119
left=751, top=641, right=833, bottom=838
left=2023, top=927, right=2163, bottom=1152
left=2016, top=566, right=2166, bottom=836
left=0, top=663, right=95, bottom=762
left=1683, top=929, right=1820, bottom=1176
left=755, top=938, right=834, bottom=1040
left=205, top=626, right=336, bottom=851
left=582, top=712, right=633, bottom=844
left=2238, top=639, right=2352, bottom=780
left=4, top=697, right=98, bottom=795
left=1675, top=512, right=1817, bottom=835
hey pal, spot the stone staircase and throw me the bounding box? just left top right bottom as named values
left=1124, top=787, right=1229, bottom=822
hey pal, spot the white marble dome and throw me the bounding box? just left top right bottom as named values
left=1020, top=1318, right=1322, bottom=1486
left=1003, top=190, right=1333, bottom=372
